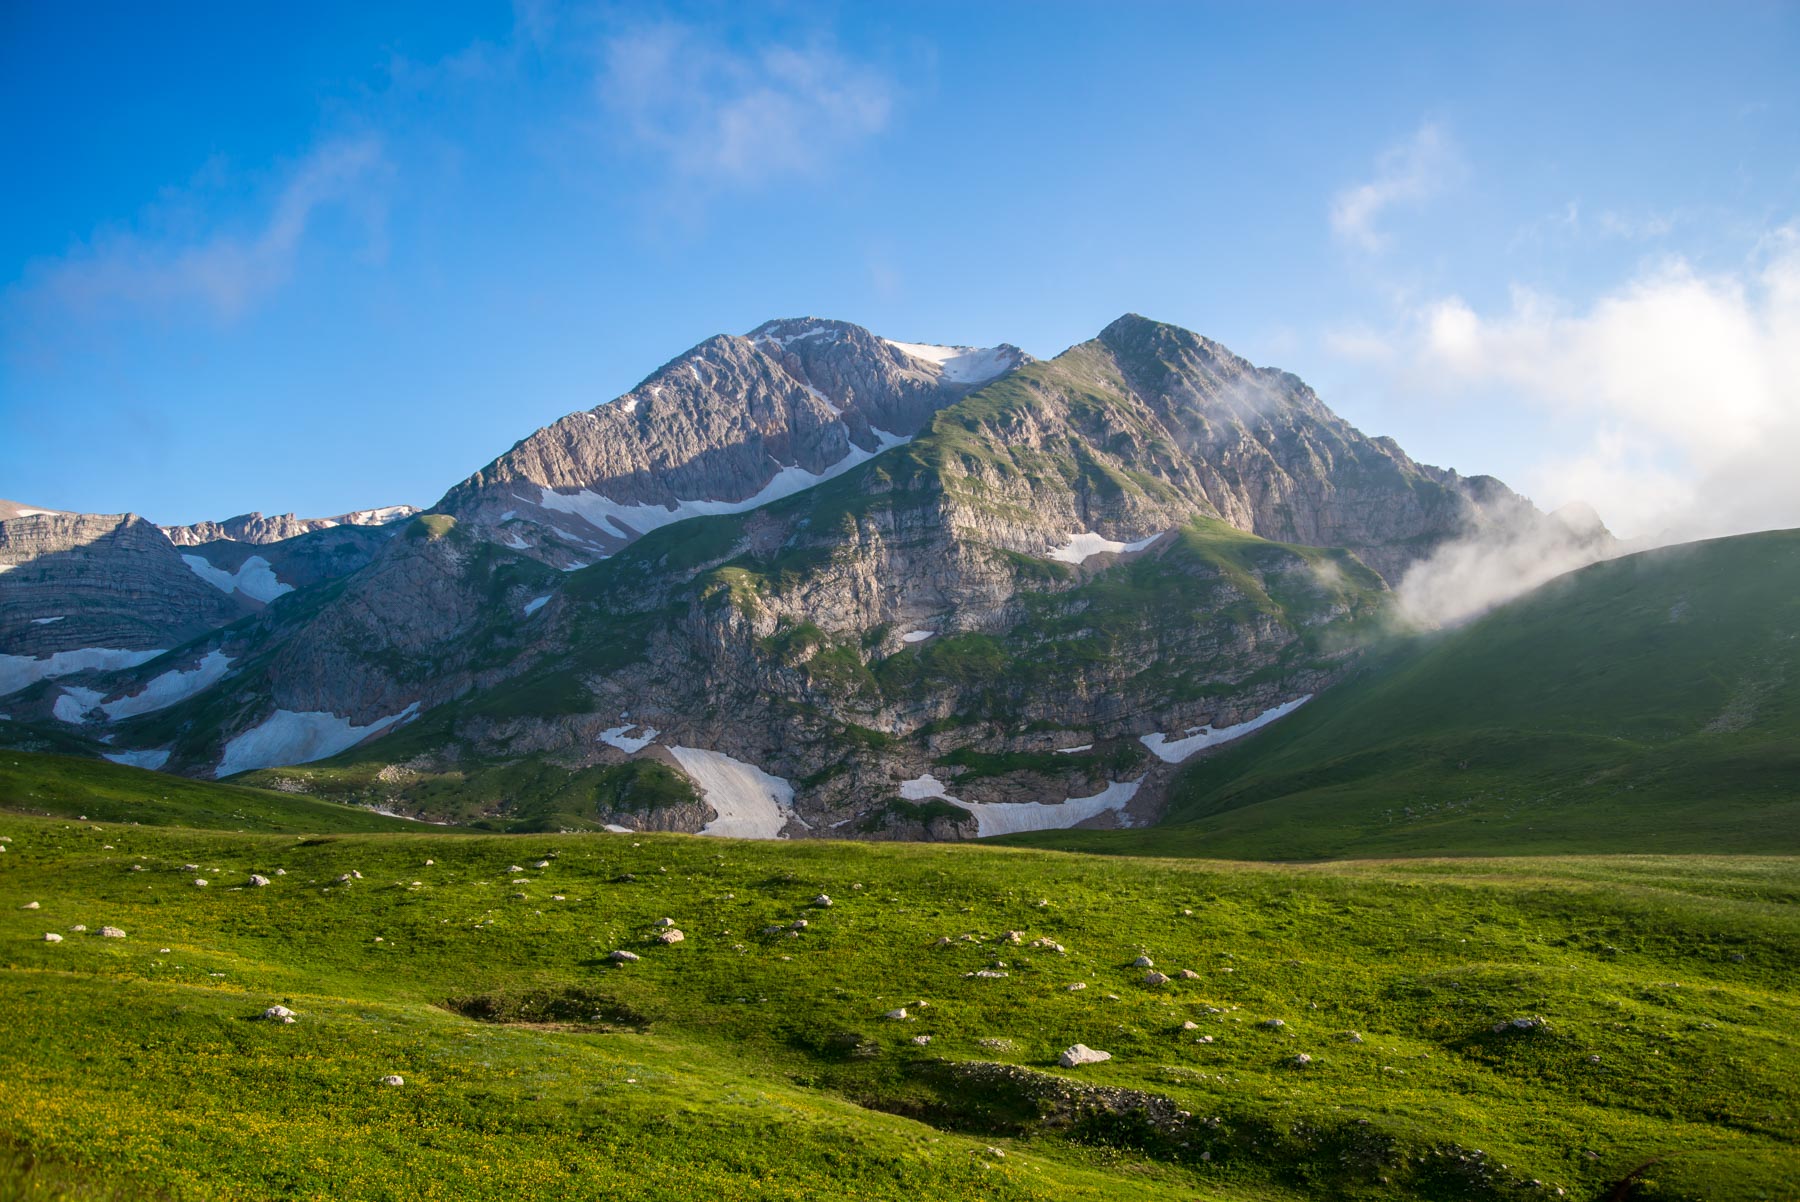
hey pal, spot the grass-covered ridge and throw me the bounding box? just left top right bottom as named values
left=0, top=806, right=1795, bottom=1199
left=1017, top=528, right=1800, bottom=860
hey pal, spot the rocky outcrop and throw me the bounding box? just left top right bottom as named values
left=438, top=318, right=1027, bottom=566
left=161, top=505, right=417, bottom=546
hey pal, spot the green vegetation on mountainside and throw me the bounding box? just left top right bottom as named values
left=0, top=791, right=1795, bottom=1199
left=1017, top=529, right=1800, bottom=860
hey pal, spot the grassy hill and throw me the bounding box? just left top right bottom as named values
left=2, top=781, right=1798, bottom=1198
left=1017, top=529, right=1800, bottom=860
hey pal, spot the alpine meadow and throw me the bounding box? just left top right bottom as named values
left=2, top=4, right=1797, bottom=1200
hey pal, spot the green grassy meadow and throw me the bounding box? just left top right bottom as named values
left=2, top=788, right=1796, bottom=1199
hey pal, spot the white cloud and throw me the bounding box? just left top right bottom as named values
left=25, top=137, right=388, bottom=321
left=1380, top=231, right=1800, bottom=542
left=597, top=26, right=892, bottom=186
left=1330, top=122, right=1463, bottom=251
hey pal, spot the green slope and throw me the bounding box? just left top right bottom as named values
left=1, top=807, right=1795, bottom=1199
left=0, top=751, right=433, bottom=834
left=1019, top=529, right=1800, bottom=859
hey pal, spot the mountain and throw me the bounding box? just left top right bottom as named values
left=161, top=504, right=417, bottom=547
left=0, top=314, right=1579, bottom=838
left=1013, top=527, right=1800, bottom=859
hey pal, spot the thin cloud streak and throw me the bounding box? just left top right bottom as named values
left=1330, top=121, right=1463, bottom=252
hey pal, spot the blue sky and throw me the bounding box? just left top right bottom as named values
left=3, top=1, right=1797, bottom=538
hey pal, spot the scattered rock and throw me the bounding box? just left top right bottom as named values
left=812, top=894, right=833, bottom=908
left=351, top=871, right=363, bottom=880
left=380, top=1075, right=405, bottom=1087
left=263, top=1005, right=296, bottom=1024
left=1132, top=955, right=1154, bottom=968
left=1180, top=1021, right=1199, bottom=1030
left=20, top=902, right=38, bottom=910
left=911, top=1035, right=931, bottom=1045
left=336, top=874, right=354, bottom=884
left=42, top=932, right=62, bottom=943
left=1177, top=969, right=1200, bottom=980
left=655, top=929, right=684, bottom=944
left=965, top=970, right=1009, bottom=979
left=607, top=950, right=640, bottom=963
left=1259, top=1018, right=1286, bottom=1030
left=193, top=878, right=208, bottom=888
left=1492, top=1016, right=1548, bottom=1034
left=99, top=926, right=125, bottom=938
left=249, top=874, right=271, bottom=887
left=654, top=917, right=676, bottom=927
left=1290, top=1053, right=1314, bottom=1068
left=274, top=869, right=286, bottom=876
left=1344, top=1031, right=1365, bottom=1044
left=1003, top=930, right=1023, bottom=944
left=1144, top=970, right=1170, bottom=987
left=1059, top=1044, right=1112, bottom=1067
left=424, top=860, right=434, bottom=866
left=532, top=861, right=550, bottom=869
left=1066, top=982, right=1087, bottom=991
left=1588, top=1054, right=1602, bottom=1063
left=130, top=864, right=145, bottom=872
left=70, top=924, right=86, bottom=932
left=882, top=1007, right=908, bottom=1020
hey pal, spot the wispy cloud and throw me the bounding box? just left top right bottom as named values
left=1330, top=121, right=1463, bottom=252
left=21, top=137, right=388, bottom=322
left=1353, top=231, right=1800, bottom=542
left=597, top=25, right=892, bottom=187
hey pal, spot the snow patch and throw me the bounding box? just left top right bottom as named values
left=30, top=616, right=64, bottom=625
left=103, top=747, right=171, bottom=770
left=522, top=594, right=551, bottom=617
left=0, top=647, right=166, bottom=697
left=1045, top=531, right=1163, bottom=565
left=101, top=650, right=234, bottom=720
left=536, top=428, right=909, bottom=541
left=216, top=703, right=421, bottom=778
left=884, top=340, right=1017, bottom=385
left=53, top=687, right=103, bottom=723
left=1055, top=743, right=1093, bottom=754
left=559, top=561, right=591, bottom=572
left=668, top=746, right=799, bottom=839
left=603, top=824, right=634, bottom=834
left=501, top=532, right=530, bottom=551
left=180, top=554, right=293, bottom=603
left=1139, top=696, right=1313, bottom=764
left=598, top=724, right=658, bottom=753
left=898, top=772, right=1141, bottom=836
left=900, top=629, right=935, bottom=643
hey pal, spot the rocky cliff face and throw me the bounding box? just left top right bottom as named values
left=438, top=318, right=1027, bottom=566
left=162, top=505, right=417, bottom=546
left=12, top=314, right=1585, bottom=843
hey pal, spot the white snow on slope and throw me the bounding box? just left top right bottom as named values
left=180, top=554, right=293, bottom=603
left=1055, top=743, right=1093, bottom=754
left=1139, top=696, right=1313, bottom=764
left=502, top=533, right=530, bottom=551
left=54, top=687, right=103, bottom=723
left=215, top=703, right=420, bottom=778
left=668, top=746, right=798, bottom=840
left=603, top=823, right=634, bottom=833
left=101, top=650, right=234, bottom=721
left=522, top=594, right=551, bottom=617
left=30, top=616, right=64, bottom=625
left=599, top=725, right=658, bottom=753
left=103, top=747, right=171, bottom=770
left=0, top=647, right=166, bottom=697
left=884, top=340, right=1016, bottom=385
left=537, top=429, right=909, bottom=541
left=1046, top=531, right=1163, bottom=564
left=900, top=629, right=935, bottom=643
left=898, top=773, right=1141, bottom=836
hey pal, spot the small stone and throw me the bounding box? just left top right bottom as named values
left=263, top=1005, right=296, bottom=1024
left=1066, top=982, right=1087, bottom=991
left=1290, top=1053, right=1314, bottom=1068
left=1181, top=1020, right=1199, bottom=1030
left=608, top=949, right=640, bottom=962
left=42, top=932, right=62, bottom=943
left=507, top=865, right=524, bottom=873
left=275, top=869, right=286, bottom=876
left=882, top=1007, right=908, bottom=1020
left=99, top=926, right=125, bottom=938
left=70, top=924, right=86, bottom=932
left=1059, top=1044, right=1111, bottom=1067
left=130, top=864, right=145, bottom=872
left=532, top=861, right=550, bottom=869
left=1144, top=970, right=1170, bottom=987
left=1345, top=1031, right=1365, bottom=1044
left=911, top=1034, right=931, bottom=1045
left=654, top=917, right=676, bottom=927
left=193, top=878, right=208, bottom=888
left=336, top=874, right=353, bottom=883
left=1492, top=1016, right=1547, bottom=1034
left=656, top=929, right=684, bottom=944
left=380, top=1075, right=404, bottom=1087
left=21, top=902, right=38, bottom=910
left=424, top=860, right=434, bottom=866
left=1181, top=908, right=1194, bottom=916
left=182, top=864, right=198, bottom=871
left=1003, top=930, right=1023, bottom=944
left=1132, top=955, right=1153, bottom=968
left=1588, top=1054, right=1602, bottom=1063
left=812, top=894, right=832, bottom=907
left=249, top=874, right=271, bottom=887
left=1259, top=1018, right=1286, bottom=1030
left=1178, top=969, right=1200, bottom=980
left=351, top=871, right=362, bottom=880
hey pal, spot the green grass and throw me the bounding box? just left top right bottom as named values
left=2, top=794, right=1796, bottom=1199
left=1018, top=530, right=1800, bottom=860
